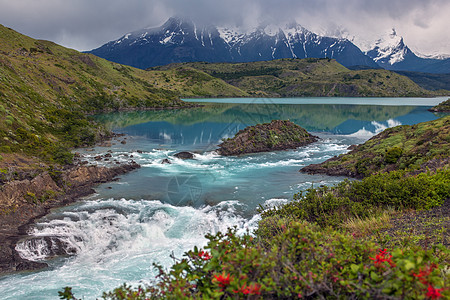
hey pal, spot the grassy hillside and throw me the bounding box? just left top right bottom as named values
left=302, top=115, right=450, bottom=177
left=0, top=25, right=247, bottom=166
left=152, top=58, right=441, bottom=97
left=145, top=67, right=249, bottom=98
left=394, top=70, right=450, bottom=91
left=0, top=24, right=443, bottom=167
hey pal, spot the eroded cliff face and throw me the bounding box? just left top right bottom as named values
left=0, top=163, right=140, bottom=274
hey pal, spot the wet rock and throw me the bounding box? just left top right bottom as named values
left=99, top=142, right=112, bottom=147
left=174, top=151, right=195, bottom=159
left=94, top=156, right=102, bottom=161
left=137, top=150, right=143, bottom=154
left=104, top=153, right=112, bottom=158
left=121, top=140, right=127, bottom=144
left=161, top=158, right=172, bottom=164
left=0, top=160, right=141, bottom=275
left=347, top=144, right=358, bottom=151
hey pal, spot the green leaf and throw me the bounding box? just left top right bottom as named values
left=350, top=264, right=360, bottom=274
left=403, top=260, right=415, bottom=271
left=370, top=271, right=380, bottom=281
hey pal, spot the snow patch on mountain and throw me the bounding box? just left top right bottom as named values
left=366, top=28, right=408, bottom=65
left=217, top=27, right=245, bottom=46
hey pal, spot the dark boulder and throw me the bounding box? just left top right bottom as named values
left=174, top=151, right=195, bottom=159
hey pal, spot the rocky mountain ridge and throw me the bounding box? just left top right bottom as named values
left=89, top=17, right=450, bottom=74
left=88, top=17, right=378, bottom=70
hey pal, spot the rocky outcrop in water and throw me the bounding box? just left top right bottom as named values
left=217, top=120, right=318, bottom=156
left=0, top=162, right=140, bottom=275
left=174, top=151, right=195, bottom=159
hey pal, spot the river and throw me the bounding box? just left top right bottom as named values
left=0, top=97, right=445, bottom=299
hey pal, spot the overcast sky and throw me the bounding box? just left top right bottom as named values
left=0, top=0, right=449, bottom=55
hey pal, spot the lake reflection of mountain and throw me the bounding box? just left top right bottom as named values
left=96, top=103, right=439, bottom=135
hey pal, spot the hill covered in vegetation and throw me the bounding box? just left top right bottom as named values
left=302, top=115, right=450, bottom=178
left=0, top=25, right=250, bottom=166
left=151, top=59, right=443, bottom=98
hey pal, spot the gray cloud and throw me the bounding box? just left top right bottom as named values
left=0, top=0, right=448, bottom=55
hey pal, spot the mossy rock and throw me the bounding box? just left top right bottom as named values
left=217, top=120, right=318, bottom=156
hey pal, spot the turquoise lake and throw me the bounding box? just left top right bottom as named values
left=0, top=97, right=445, bottom=299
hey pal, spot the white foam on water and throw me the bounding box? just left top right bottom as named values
left=263, top=198, right=290, bottom=208
left=255, top=158, right=306, bottom=168
left=4, top=198, right=258, bottom=299
left=15, top=238, right=51, bottom=261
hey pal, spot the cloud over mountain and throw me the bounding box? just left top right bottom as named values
left=0, top=0, right=448, bottom=56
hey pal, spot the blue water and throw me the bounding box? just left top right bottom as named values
left=0, top=98, right=443, bottom=299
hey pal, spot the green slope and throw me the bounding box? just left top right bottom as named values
left=302, top=115, right=450, bottom=177
left=153, top=58, right=442, bottom=97
left=0, top=25, right=246, bottom=165
left=0, top=24, right=443, bottom=167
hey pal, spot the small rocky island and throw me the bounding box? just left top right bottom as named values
left=217, top=120, right=318, bottom=156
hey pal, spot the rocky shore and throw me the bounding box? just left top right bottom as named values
left=428, top=98, right=450, bottom=112
left=0, top=161, right=140, bottom=275
left=217, top=120, right=318, bottom=156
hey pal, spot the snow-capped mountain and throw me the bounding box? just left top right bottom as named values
left=88, top=17, right=378, bottom=69
left=363, top=29, right=449, bottom=73
left=366, top=29, right=409, bottom=66
left=88, top=18, right=449, bottom=73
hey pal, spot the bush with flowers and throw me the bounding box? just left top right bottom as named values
left=61, top=220, right=448, bottom=299
left=59, top=168, right=449, bottom=299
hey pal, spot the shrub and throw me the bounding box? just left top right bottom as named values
left=61, top=222, right=449, bottom=299
left=385, top=146, right=403, bottom=164
left=261, top=169, right=450, bottom=228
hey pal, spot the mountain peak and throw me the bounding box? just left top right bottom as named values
left=88, top=17, right=447, bottom=73
left=365, top=28, right=412, bottom=66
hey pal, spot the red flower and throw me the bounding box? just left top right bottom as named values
left=369, top=248, right=395, bottom=268
left=198, top=250, right=212, bottom=260
left=412, top=264, right=438, bottom=285
left=426, top=285, right=444, bottom=299
left=233, top=283, right=261, bottom=295
left=214, top=273, right=232, bottom=288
